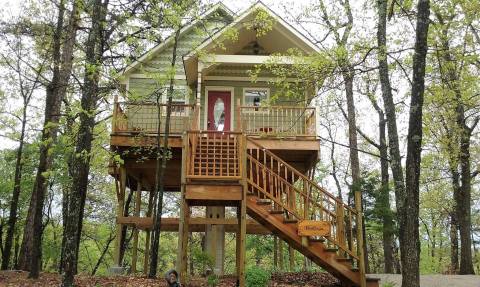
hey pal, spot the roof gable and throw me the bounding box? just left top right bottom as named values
left=119, top=3, right=235, bottom=80
left=184, top=1, right=320, bottom=60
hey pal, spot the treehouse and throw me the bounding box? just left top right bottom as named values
left=109, top=2, right=378, bottom=287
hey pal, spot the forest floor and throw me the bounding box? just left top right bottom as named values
left=0, top=270, right=340, bottom=286
left=3, top=271, right=479, bottom=287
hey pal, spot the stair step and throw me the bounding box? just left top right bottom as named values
left=337, top=257, right=353, bottom=263
left=283, top=218, right=298, bottom=224
left=309, top=237, right=326, bottom=243
left=246, top=191, right=255, bottom=196
left=269, top=209, right=284, bottom=214
left=256, top=199, right=272, bottom=205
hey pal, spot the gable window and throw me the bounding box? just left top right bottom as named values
left=243, top=88, right=269, bottom=107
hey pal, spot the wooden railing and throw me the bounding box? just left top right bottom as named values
left=112, top=101, right=196, bottom=135
left=245, top=137, right=361, bottom=264
left=186, top=131, right=243, bottom=180
left=238, top=106, right=316, bottom=137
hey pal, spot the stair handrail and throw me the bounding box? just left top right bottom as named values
left=245, top=136, right=361, bottom=261
left=246, top=137, right=356, bottom=215
left=246, top=154, right=338, bottom=219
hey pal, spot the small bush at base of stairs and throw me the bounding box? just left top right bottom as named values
left=246, top=266, right=271, bottom=287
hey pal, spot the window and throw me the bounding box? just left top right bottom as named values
left=243, top=88, right=269, bottom=107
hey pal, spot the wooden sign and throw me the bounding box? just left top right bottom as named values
left=298, top=220, right=331, bottom=237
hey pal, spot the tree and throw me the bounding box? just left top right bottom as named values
left=19, top=0, right=80, bottom=276
left=377, top=0, right=431, bottom=286
left=61, top=0, right=109, bottom=285
left=148, top=12, right=183, bottom=280
left=428, top=2, right=479, bottom=274
left=317, top=0, right=368, bottom=278
left=357, top=74, right=396, bottom=273
left=0, top=34, right=43, bottom=269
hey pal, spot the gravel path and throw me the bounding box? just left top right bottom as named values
left=368, top=274, right=480, bottom=287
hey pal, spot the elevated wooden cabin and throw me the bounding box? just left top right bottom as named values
left=109, top=2, right=378, bottom=287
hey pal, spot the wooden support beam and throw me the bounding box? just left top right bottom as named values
left=116, top=216, right=270, bottom=234
left=143, top=188, right=154, bottom=275
left=185, top=184, right=242, bottom=201
left=114, top=166, right=126, bottom=266
left=178, top=133, right=189, bottom=284
left=237, top=135, right=247, bottom=287
left=110, top=134, right=183, bottom=148
left=179, top=199, right=189, bottom=284
left=132, top=179, right=142, bottom=273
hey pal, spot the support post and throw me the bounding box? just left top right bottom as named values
left=205, top=207, right=225, bottom=275
left=237, top=135, right=247, bottom=286
left=178, top=198, right=189, bottom=284
left=114, top=166, right=126, bottom=267
left=143, top=188, right=154, bottom=275
left=132, top=179, right=142, bottom=272
left=178, top=133, right=189, bottom=284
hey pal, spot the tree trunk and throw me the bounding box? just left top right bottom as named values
left=91, top=233, right=115, bottom=276
left=61, top=1, right=107, bottom=286
left=402, top=2, right=430, bottom=287
left=20, top=0, right=66, bottom=274
left=378, top=0, right=430, bottom=286
left=20, top=0, right=79, bottom=275
left=458, top=131, right=474, bottom=274
left=449, top=213, right=459, bottom=273
left=59, top=101, right=76, bottom=273
left=379, top=115, right=394, bottom=273
left=119, top=187, right=134, bottom=265
left=342, top=68, right=368, bottom=275
left=375, top=0, right=395, bottom=274
left=148, top=27, right=181, bottom=278
left=2, top=100, right=28, bottom=270
left=435, top=10, right=475, bottom=274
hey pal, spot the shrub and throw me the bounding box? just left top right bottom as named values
left=207, top=274, right=219, bottom=287
left=245, top=266, right=271, bottom=287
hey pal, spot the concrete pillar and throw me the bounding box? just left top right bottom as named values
left=205, top=206, right=225, bottom=276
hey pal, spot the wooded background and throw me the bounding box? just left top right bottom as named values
left=0, top=1, right=478, bottom=287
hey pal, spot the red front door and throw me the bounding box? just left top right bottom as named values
left=207, top=91, right=231, bottom=131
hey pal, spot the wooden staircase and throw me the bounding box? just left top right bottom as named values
left=185, top=132, right=378, bottom=287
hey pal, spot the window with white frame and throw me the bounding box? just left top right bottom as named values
left=243, top=88, right=269, bottom=107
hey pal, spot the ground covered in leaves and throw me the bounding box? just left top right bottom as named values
left=0, top=270, right=340, bottom=287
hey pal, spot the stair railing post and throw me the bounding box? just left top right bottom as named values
left=335, top=200, right=346, bottom=258
left=236, top=99, right=242, bottom=132
left=355, top=192, right=367, bottom=287
left=301, top=179, right=309, bottom=247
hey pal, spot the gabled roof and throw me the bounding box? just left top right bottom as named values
left=118, top=2, right=235, bottom=79
left=184, top=1, right=321, bottom=60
